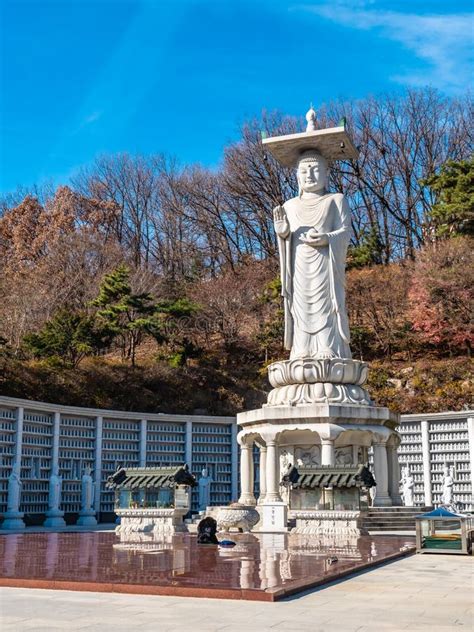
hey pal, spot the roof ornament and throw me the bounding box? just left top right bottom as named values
left=305, top=103, right=317, bottom=132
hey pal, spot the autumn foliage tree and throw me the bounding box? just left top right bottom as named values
left=409, top=236, right=473, bottom=355
left=347, top=264, right=413, bottom=359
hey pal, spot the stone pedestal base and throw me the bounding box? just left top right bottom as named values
left=43, top=509, right=66, bottom=528
left=115, top=508, right=188, bottom=535
left=238, top=402, right=399, bottom=427
left=291, top=510, right=368, bottom=536
left=266, top=358, right=371, bottom=406
left=76, top=509, right=97, bottom=527
left=261, top=501, right=288, bottom=532
left=373, top=495, right=393, bottom=507
left=2, top=511, right=26, bottom=530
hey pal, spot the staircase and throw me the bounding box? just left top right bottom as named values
left=363, top=506, right=431, bottom=532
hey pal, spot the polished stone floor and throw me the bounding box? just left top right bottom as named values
left=1, top=554, right=472, bottom=631
left=0, top=531, right=414, bottom=600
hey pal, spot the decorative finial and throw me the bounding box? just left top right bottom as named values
left=305, top=104, right=317, bottom=132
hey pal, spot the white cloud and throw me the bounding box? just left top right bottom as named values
left=82, top=111, right=102, bottom=126
left=296, top=2, right=473, bottom=93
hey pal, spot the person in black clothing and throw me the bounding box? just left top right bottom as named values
left=197, top=516, right=219, bottom=544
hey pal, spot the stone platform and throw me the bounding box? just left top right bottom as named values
left=3, top=554, right=471, bottom=631
left=0, top=531, right=415, bottom=601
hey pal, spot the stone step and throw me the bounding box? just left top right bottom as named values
left=368, top=526, right=415, bottom=531
left=366, top=507, right=430, bottom=513
left=364, top=515, right=421, bottom=520
left=364, top=520, right=415, bottom=529
left=361, top=506, right=431, bottom=532
left=364, top=516, right=418, bottom=521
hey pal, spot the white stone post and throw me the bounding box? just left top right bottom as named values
left=185, top=420, right=193, bottom=468
left=387, top=443, right=402, bottom=506
left=258, top=446, right=267, bottom=504
left=94, top=416, right=103, bottom=515
left=261, top=439, right=287, bottom=532
left=3, top=407, right=26, bottom=529
left=238, top=442, right=256, bottom=505
left=321, top=439, right=335, bottom=466
left=373, top=442, right=392, bottom=506
left=467, top=417, right=474, bottom=512
left=421, top=420, right=432, bottom=507
left=231, top=423, right=239, bottom=502
left=352, top=445, right=360, bottom=465
left=139, top=419, right=147, bottom=467
left=44, top=411, right=66, bottom=527
left=265, top=441, right=281, bottom=502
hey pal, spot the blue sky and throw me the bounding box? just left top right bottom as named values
left=1, top=0, right=473, bottom=194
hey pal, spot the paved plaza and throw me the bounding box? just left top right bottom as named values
left=1, top=554, right=472, bottom=632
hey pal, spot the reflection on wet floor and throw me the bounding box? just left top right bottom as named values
left=0, top=531, right=415, bottom=599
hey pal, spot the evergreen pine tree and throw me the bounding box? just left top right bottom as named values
left=23, top=310, right=101, bottom=367
left=423, top=158, right=474, bottom=238
left=92, top=264, right=157, bottom=365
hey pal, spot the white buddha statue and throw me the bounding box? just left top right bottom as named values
left=441, top=464, right=454, bottom=506
left=81, top=465, right=94, bottom=512
left=400, top=467, right=414, bottom=507
left=263, top=106, right=370, bottom=407
left=274, top=150, right=351, bottom=360
left=198, top=467, right=212, bottom=511
left=7, top=463, right=22, bottom=513
left=48, top=465, right=62, bottom=511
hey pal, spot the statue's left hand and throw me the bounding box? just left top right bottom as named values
left=300, top=231, right=329, bottom=247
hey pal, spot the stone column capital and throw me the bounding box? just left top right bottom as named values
left=320, top=438, right=335, bottom=446
left=237, top=430, right=254, bottom=448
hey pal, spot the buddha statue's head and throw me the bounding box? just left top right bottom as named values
left=297, top=150, right=328, bottom=195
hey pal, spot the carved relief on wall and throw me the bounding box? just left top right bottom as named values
left=335, top=446, right=353, bottom=466
left=295, top=445, right=320, bottom=467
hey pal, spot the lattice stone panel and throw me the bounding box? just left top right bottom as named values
left=100, top=419, right=141, bottom=513
left=191, top=423, right=233, bottom=510
left=59, top=415, right=96, bottom=513
left=0, top=408, right=17, bottom=513
left=20, top=410, right=53, bottom=514
left=146, top=421, right=186, bottom=467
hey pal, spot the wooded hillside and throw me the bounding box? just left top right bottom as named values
left=1, top=89, right=473, bottom=414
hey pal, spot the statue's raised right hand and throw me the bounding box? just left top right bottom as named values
left=273, top=205, right=289, bottom=237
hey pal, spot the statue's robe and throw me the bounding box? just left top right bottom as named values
left=277, top=192, right=352, bottom=359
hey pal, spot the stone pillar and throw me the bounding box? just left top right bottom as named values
left=321, top=439, right=335, bottom=466
left=3, top=407, right=26, bottom=529
left=94, top=416, right=103, bottom=515
left=265, top=441, right=281, bottom=502
left=238, top=442, right=256, bottom=505
left=231, top=423, right=239, bottom=502
left=258, top=446, right=267, bottom=504
left=387, top=443, right=402, bottom=506
left=44, top=411, right=66, bottom=527
left=352, top=445, right=360, bottom=465
left=421, top=420, right=432, bottom=507
left=467, top=417, right=474, bottom=512
left=185, top=420, right=193, bottom=468
left=261, top=441, right=287, bottom=532
left=373, top=442, right=392, bottom=506
left=139, top=419, right=147, bottom=467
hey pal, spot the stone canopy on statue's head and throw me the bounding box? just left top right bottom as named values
left=262, top=106, right=358, bottom=168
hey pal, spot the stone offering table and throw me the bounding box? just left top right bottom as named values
left=115, top=508, right=189, bottom=535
